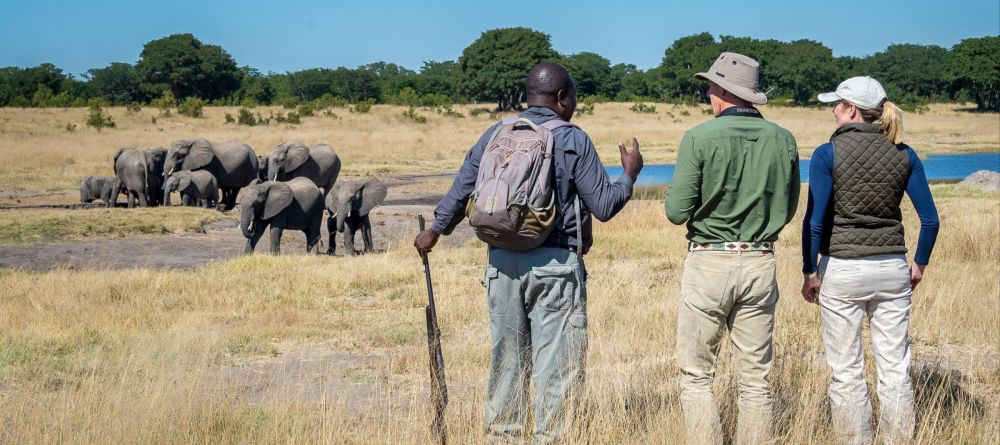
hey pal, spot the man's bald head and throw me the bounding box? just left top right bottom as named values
left=525, top=62, right=577, bottom=121
left=526, top=62, right=575, bottom=100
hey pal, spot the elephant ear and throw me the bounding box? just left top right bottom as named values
left=325, top=184, right=339, bottom=213
left=263, top=182, right=294, bottom=220
left=182, top=139, right=215, bottom=170
left=112, top=148, right=125, bottom=175
left=178, top=173, right=193, bottom=192
left=359, top=178, right=388, bottom=215
left=284, top=143, right=310, bottom=172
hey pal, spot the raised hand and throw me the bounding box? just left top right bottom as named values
left=619, top=137, right=643, bottom=182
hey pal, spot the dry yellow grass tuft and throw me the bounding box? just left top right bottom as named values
left=0, top=185, right=997, bottom=444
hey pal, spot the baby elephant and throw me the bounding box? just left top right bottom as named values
left=164, top=170, right=219, bottom=208
left=239, top=177, right=324, bottom=255
left=326, top=177, right=388, bottom=255
left=80, top=175, right=122, bottom=207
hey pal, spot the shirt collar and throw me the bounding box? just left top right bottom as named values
left=717, top=105, right=763, bottom=119
left=521, top=106, right=560, bottom=120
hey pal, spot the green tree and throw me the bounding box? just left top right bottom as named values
left=562, top=52, right=612, bottom=98
left=136, top=33, right=241, bottom=101
left=853, top=44, right=949, bottom=104
left=413, top=60, right=460, bottom=100
left=87, top=62, right=145, bottom=104
left=610, top=64, right=651, bottom=100
left=766, top=39, right=839, bottom=104
left=457, top=27, right=559, bottom=110
left=235, top=67, right=276, bottom=105
left=362, top=61, right=416, bottom=100
left=653, top=33, right=720, bottom=102
left=945, top=36, right=1000, bottom=111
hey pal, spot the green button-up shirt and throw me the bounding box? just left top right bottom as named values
left=665, top=111, right=800, bottom=243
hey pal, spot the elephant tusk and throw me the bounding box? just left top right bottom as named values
left=166, top=168, right=174, bottom=177
left=247, top=221, right=255, bottom=233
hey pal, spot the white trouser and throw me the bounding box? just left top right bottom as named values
left=818, top=254, right=914, bottom=445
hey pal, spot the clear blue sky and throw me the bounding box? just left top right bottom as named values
left=1, top=0, right=997, bottom=76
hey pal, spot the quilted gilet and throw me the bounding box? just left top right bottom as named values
left=821, top=123, right=910, bottom=258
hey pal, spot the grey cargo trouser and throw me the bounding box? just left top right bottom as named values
left=482, top=247, right=587, bottom=444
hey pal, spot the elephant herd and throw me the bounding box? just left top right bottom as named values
left=79, top=138, right=388, bottom=256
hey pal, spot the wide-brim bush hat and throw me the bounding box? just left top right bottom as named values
left=817, top=76, right=887, bottom=110
left=695, top=52, right=768, bottom=105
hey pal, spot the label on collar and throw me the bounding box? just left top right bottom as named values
left=718, top=106, right=763, bottom=119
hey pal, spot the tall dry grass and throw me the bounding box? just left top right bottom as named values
left=0, top=103, right=997, bottom=192
left=0, top=185, right=997, bottom=444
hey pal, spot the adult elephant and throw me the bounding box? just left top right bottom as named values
left=164, top=138, right=258, bottom=210
left=113, top=147, right=166, bottom=208
left=325, top=177, right=388, bottom=255
left=268, top=141, right=341, bottom=198
left=239, top=178, right=324, bottom=255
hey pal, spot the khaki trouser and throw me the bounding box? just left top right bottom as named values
left=819, top=254, right=914, bottom=445
left=482, top=247, right=587, bottom=445
left=676, top=250, right=778, bottom=445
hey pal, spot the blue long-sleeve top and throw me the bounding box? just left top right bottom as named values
left=801, top=143, right=940, bottom=274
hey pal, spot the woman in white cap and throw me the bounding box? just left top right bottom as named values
left=800, top=76, right=940, bottom=444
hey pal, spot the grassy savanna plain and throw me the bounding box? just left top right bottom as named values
left=0, top=103, right=997, bottom=444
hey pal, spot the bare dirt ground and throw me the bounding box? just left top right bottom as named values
left=0, top=176, right=474, bottom=270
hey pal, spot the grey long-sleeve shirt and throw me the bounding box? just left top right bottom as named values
left=431, top=107, right=634, bottom=254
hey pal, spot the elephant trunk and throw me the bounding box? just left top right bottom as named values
left=336, top=205, right=348, bottom=233
left=163, top=178, right=174, bottom=206
left=240, top=206, right=256, bottom=238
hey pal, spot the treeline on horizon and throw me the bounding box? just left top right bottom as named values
left=1, top=28, right=998, bottom=112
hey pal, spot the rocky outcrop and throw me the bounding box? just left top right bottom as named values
left=958, top=170, right=1000, bottom=192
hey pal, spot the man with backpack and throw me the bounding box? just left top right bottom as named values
left=414, top=62, right=643, bottom=443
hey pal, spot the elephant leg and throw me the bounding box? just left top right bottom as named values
left=223, top=188, right=238, bottom=211
left=361, top=215, right=374, bottom=252
left=344, top=222, right=357, bottom=256
left=137, top=189, right=149, bottom=207
left=326, top=216, right=337, bottom=255
left=308, top=216, right=324, bottom=254
left=269, top=224, right=284, bottom=255
left=128, top=192, right=136, bottom=208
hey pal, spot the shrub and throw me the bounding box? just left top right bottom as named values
left=237, top=108, right=257, bottom=126
left=469, top=107, right=493, bottom=117
left=151, top=90, right=176, bottom=116
left=629, top=102, right=656, bottom=114
left=177, top=97, right=205, bottom=118
left=256, top=112, right=271, bottom=125
left=296, top=103, right=314, bottom=117
left=224, top=113, right=235, bottom=124
left=8, top=96, right=30, bottom=107
left=315, top=94, right=348, bottom=108
left=285, top=111, right=301, bottom=124
left=65, top=123, right=77, bottom=132
left=440, top=105, right=464, bottom=118
left=85, top=105, right=115, bottom=131
left=126, top=102, right=142, bottom=112
left=402, top=107, right=427, bottom=123
left=323, top=109, right=340, bottom=119
left=352, top=99, right=374, bottom=113
left=275, top=95, right=300, bottom=109
left=577, top=103, right=595, bottom=115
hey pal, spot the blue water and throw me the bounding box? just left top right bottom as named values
left=606, top=152, right=1000, bottom=186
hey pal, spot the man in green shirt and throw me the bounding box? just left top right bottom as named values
left=665, top=52, right=799, bottom=445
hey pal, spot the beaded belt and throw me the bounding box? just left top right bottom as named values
left=689, top=241, right=775, bottom=252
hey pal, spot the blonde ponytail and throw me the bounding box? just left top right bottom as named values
left=858, top=100, right=904, bottom=144
left=878, top=101, right=904, bottom=144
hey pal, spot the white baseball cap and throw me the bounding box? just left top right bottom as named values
left=817, top=76, right=888, bottom=110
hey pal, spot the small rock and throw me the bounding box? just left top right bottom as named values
left=958, top=170, right=1000, bottom=192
